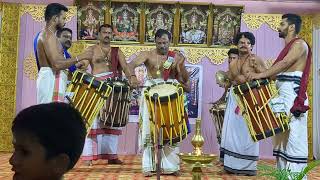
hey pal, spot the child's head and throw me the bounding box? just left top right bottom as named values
left=10, top=102, right=86, bottom=180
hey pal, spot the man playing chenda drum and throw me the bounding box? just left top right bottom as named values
left=35, top=3, right=93, bottom=104
left=220, top=32, right=267, bottom=176
left=81, top=24, right=139, bottom=166
left=129, top=29, right=190, bottom=177
left=247, top=14, right=311, bottom=179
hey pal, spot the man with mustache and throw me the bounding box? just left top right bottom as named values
left=220, top=32, right=267, bottom=176
left=81, top=24, right=139, bottom=166
left=129, top=29, right=190, bottom=177
left=56, top=28, right=77, bottom=74
left=35, top=3, right=93, bottom=104
left=247, top=14, right=311, bottom=179
left=228, top=32, right=266, bottom=84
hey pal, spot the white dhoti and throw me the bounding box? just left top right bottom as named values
left=271, top=71, right=308, bottom=178
left=139, top=78, right=181, bottom=174
left=220, top=87, right=259, bottom=175
left=81, top=72, right=122, bottom=161
left=82, top=117, right=122, bottom=161
left=36, top=67, right=68, bottom=104
left=219, top=88, right=231, bottom=163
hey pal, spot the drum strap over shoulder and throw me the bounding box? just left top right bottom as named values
left=273, top=38, right=312, bottom=116
left=111, top=47, right=123, bottom=78
left=33, top=31, right=41, bottom=71
left=163, top=51, right=175, bottom=81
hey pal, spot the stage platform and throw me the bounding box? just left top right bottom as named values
left=1, top=153, right=319, bottom=179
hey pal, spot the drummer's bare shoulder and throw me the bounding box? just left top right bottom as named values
left=290, top=39, right=308, bottom=61
left=174, top=51, right=186, bottom=65
left=38, top=30, right=59, bottom=50
left=278, top=39, right=308, bottom=71
left=40, top=31, right=65, bottom=66
left=251, top=54, right=267, bottom=73
left=247, top=39, right=308, bottom=80
left=89, top=44, right=102, bottom=55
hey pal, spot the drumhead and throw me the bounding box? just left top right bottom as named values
left=149, top=83, right=178, bottom=97
left=113, top=81, right=126, bottom=86
left=145, top=81, right=183, bottom=102
left=73, top=70, right=110, bottom=92
left=105, top=78, right=130, bottom=92
left=233, top=79, right=269, bottom=95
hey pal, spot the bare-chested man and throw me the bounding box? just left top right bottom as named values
left=81, top=24, right=138, bottom=166
left=129, top=33, right=190, bottom=91
left=220, top=32, right=267, bottom=176
left=129, top=29, right=190, bottom=176
left=56, top=27, right=77, bottom=74
left=36, top=3, right=92, bottom=103
left=217, top=48, right=239, bottom=89
left=228, top=33, right=266, bottom=85
left=247, top=14, right=311, bottom=178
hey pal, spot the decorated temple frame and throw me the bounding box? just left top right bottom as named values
left=211, top=4, right=244, bottom=47
left=144, top=2, right=176, bottom=44
left=177, top=2, right=210, bottom=47
left=76, top=1, right=243, bottom=47
left=76, top=0, right=106, bottom=41
left=110, top=1, right=141, bottom=43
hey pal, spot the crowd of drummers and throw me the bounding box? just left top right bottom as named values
left=9, top=3, right=312, bottom=180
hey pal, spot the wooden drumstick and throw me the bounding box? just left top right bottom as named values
left=257, top=88, right=280, bottom=113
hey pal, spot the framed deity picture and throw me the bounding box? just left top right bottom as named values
left=110, top=1, right=140, bottom=42
left=179, top=4, right=209, bottom=45
left=145, top=3, right=175, bottom=43
left=212, top=5, right=243, bottom=46
left=77, top=0, right=106, bottom=40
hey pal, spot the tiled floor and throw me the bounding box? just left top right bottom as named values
left=1, top=153, right=319, bottom=180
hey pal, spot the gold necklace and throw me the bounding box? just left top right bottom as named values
left=156, top=54, right=169, bottom=77
left=156, top=55, right=161, bottom=77
left=99, top=44, right=111, bottom=65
